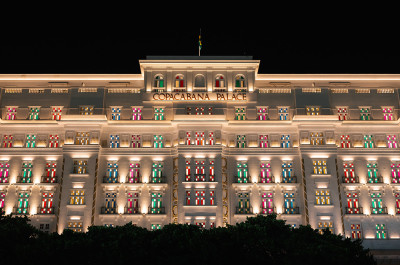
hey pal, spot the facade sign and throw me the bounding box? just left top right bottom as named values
left=152, top=92, right=247, bottom=101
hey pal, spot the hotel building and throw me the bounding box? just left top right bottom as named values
left=0, top=56, right=399, bottom=260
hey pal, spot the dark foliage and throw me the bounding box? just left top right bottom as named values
left=0, top=211, right=376, bottom=265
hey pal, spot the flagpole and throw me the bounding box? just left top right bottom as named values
left=199, top=28, right=201, bottom=56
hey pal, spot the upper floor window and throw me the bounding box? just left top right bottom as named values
left=391, top=162, right=400, bottom=184
left=110, top=107, right=121, bottom=120
left=75, top=132, right=90, bottom=145
left=359, top=107, right=371, bottom=120
left=367, top=162, right=382, bottom=183
left=235, top=75, right=246, bottom=88
left=70, top=190, right=85, bottom=205
left=375, top=224, right=387, bottom=239
left=25, top=134, right=36, bottom=148
left=315, top=190, right=331, bottom=205
left=28, top=107, right=40, bottom=120
left=364, top=135, right=374, bottom=148
left=131, top=135, right=141, bottom=148
left=350, top=224, right=362, bottom=239
left=236, top=135, right=246, bottom=148
left=310, top=132, right=324, bottom=145
left=49, top=135, right=59, bottom=148
left=382, top=107, right=394, bottom=121
left=387, top=135, right=398, bottom=148
left=278, top=107, right=289, bottom=120
left=215, top=75, right=225, bottom=89
left=154, top=107, right=165, bottom=120
left=2, top=135, right=13, bottom=148
left=343, top=162, right=357, bottom=183
left=43, top=162, right=57, bottom=183
left=235, top=107, right=246, bottom=120
left=282, top=161, right=295, bottom=183
left=132, top=107, right=142, bottom=120
left=259, top=135, right=268, bottom=148
left=153, top=135, right=164, bottom=148
left=313, top=160, right=327, bottom=175
left=174, top=74, right=185, bottom=88
left=317, top=222, right=334, bottom=235
left=51, top=107, right=63, bottom=121
left=109, top=135, right=120, bottom=148
left=337, top=107, right=348, bottom=121
left=257, top=107, right=268, bottom=120
left=281, top=135, right=291, bottom=148
left=236, top=162, right=249, bottom=183
left=340, top=135, right=351, bottom=148
left=73, top=160, right=88, bottom=174
left=154, top=75, right=165, bottom=88
left=0, top=161, right=10, bottom=183
left=80, top=106, right=94, bottom=115
left=306, top=106, right=320, bottom=115
left=195, top=132, right=205, bottom=145
left=6, top=107, right=17, bottom=120
left=128, top=162, right=141, bottom=183
left=19, top=161, right=33, bottom=183
left=260, top=162, right=273, bottom=183
left=194, top=74, right=206, bottom=88
left=237, top=192, right=251, bottom=214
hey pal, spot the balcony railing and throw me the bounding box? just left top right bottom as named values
left=283, top=207, right=300, bottom=214
left=38, top=207, right=55, bottom=214
left=124, top=207, right=140, bottom=214
left=12, top=207, right=30, bottom=215
left=148, top=176, right=166, bottom=184
left=236, top=207, right=253, bottom=214
left=260, top=207, right=275, bottom=214
left=103, top=176, right=119, bottom=184
left=234, top=177, right=251, bottom=184
left=125, top=176, right=142, bottom=184
left=259, top=176, right=275, bottom=184
left=367, top=177, right=384, bottom=184
left=16, top=176, right=33, bottom=184
left=345, top=207, right=363, bottom=214
left=185, top=175, right=215, bottom=182
left=342, top=176, right=359, bottom=184
left=371, top=207, right=388, bottom=214
left=148, top=207, right=165, bottom=214
left=101, top=207, right=118, bottom=214
left=0, top=177, right=9, bottom=184
left=41, top=176, right=57, bottom=183
left=281, top=176, right=297, bottom=184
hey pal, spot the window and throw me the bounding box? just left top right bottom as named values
left=284, top=192, right=297, bottom=214
left=259, top=135, right=268, bottom=148
left=6, top=107, right=17, bottom=120
left=69, top=190, right=85, bottom=205
left=235, top=75, right=246, bottom=88
left=282, top=161, right=295, bottom=183
left=105, top=162, right=118, bottom=183
left=19, top=162, right=33, bottom=183
left=391, top=162, right=400, bottom=183
left=109, top=135, right=120, bottom=148
left=154, top=75, right=164, bottom=88
left=151, top=224, right=162, bottom=230
left=153, top=135, right=163, bottom=148
left=39, top=192, right=54, bottom=214
left=236, top=135, right=246, bottom=148
left=131, top=135, right=141, bottom=148
left=363, top=135, right=374, bottom=148
left=126, top=192, right=139, bottom=214
left=103, top=192, right=117, bottom=214
left=0, top=192, right=5, bottom=209
left=317, top=222, right=334, bottom=234
left=209, top=191, right=215, bottom=205
left=194, top=74, right=206, bottom=88
left=195, top=132, right=205, bottom=145
left=28, top=107, right=40, bottom=120
left=154, top=107, right=165, bottom=120
left=128, top=162, right=141, bottom=183
left=257, top=107, right=268, bottom=120
left=151, top=162, right=163, bottom=183
left=75, top=132, right=90, bottom=145
left=48, top=135, right=59, bottom=148
left=260, top=162, right=273, bottom=183
left=0, top=162, right=10, bottom=183
left=343, top=162, right=357, bottom=183
left=80, top=106, right=94, bottom=115
left=236, top=162, right=249, bottom=183
left=174, top=75, right=185, bottom=89
left=337, top=107, right=348, bottom=121
left=310, top=132, right=324, bottom=145
left=207, top=132, right=215, bottom=145
left=281, top=135, right=290, bottom=148
left=209, top=161, right=215, bottom=182
left=73, top=160, right=88, bottom=174
left=195, top=190, right=206, bottom=205
left=235, top=107, right=246, bottom=120
left=16, top=192, right=30, bottom=214
left=360, top=107, right=371, bottom=120
left=215, top=75, right=225, bottom=89
left=43, top=162, right=57, bottom=183
left=371, top=192, right=386, bottom=214
left=306, top=106, right=320, bottom=115
left=67, top=222, right=83, bottom=232
left=194, top=161, right=206, bottom=182
left=350, top=224, right=362, bottom=239
left=261, top=192, right=274, bottom=214
left=315, top=190, right=331, bottom=205
left=185, top=160, right=191, bottom=181
left=51, top=107, right=62, bottom=120
left=132, top=107, right=142, bottom=120
left=237, top=192, right=251, bottom=214
left=382, top=107, right=394, bottom=121
left=278, top=107, right=289, bottom=120
left=313, top=160, right=327, bottom=175
left=340, top=135, right=351, bottom=148
left=395, top=192, right=400, bottom=214
left=149, top=193, right=163, bottom=214
left=25, top=134, right=36, bottom=148
left=387, top=135, right=397, bottom=148
left=376, top=224, right=387, bottom=239
left=367, top=162, right=382, bottom=183
left=2, top=135, right=13, bottom=148
left=110, top=107, right=121, bottom=120
left=185, top=191, right=191, bottom=205
left=346, top=192, right=361, bottom=214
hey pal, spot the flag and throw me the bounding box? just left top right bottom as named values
left=198, top=29, right=202, bottom=55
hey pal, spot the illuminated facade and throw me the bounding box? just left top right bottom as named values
left=0, top=56, right=400, bottom=258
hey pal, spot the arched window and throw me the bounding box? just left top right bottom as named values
left=174, top=75, right=185, bottom=88
left=194, top=74, right=206, bottom=88
left=235, top=75, right=246, bottom=88
left=154, top=75, right=164, bottom=88
left=215, top=75, right=225, bottom=88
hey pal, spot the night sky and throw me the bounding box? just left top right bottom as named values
left=1, top=20, right=399, bottom=75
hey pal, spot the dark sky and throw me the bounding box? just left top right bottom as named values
left=1, top=21, right=399, bottom=74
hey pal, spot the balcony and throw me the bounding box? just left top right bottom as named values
left=37, top=207, right=55, bottom=214
left=371, top=207, right=388, bottom=215
left=16, top=176, right=32, bottom=184
left=185, top=175, right=215, bottom=182
left=283, top=207, right=300, bottom=215
left=234, top=177, right=252, bottom=184
left=345, top=207, right=363, bottom=214
left=148, top=176, right=166, bottom=184
left=259, top=176, right=275, bottom=184
left=260, top=207, right=275, bottom=214
left=124, top=207, right=140, bottom=214
left=148, top=207, right=165, bottom=214
left=236, top=207, right=253, bottom=214
left=103, top=176, right=119, bottom=184
left=367, top=177, right=384, bottom=184
left=12, top=207, right=30, bottom=215
left=281, top=176, right=297, bottom=184
left=125, top=177, right=142, bottom=184
left=41, top=176, right=58, bottom=184
left=101, top=207, right=118, bottom=214
left=342, top=176, right=359, bottom=184
left=0, top=178, right=9, bottom=184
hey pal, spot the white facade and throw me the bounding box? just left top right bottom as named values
left=1, top=56, right=400, bottom=259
